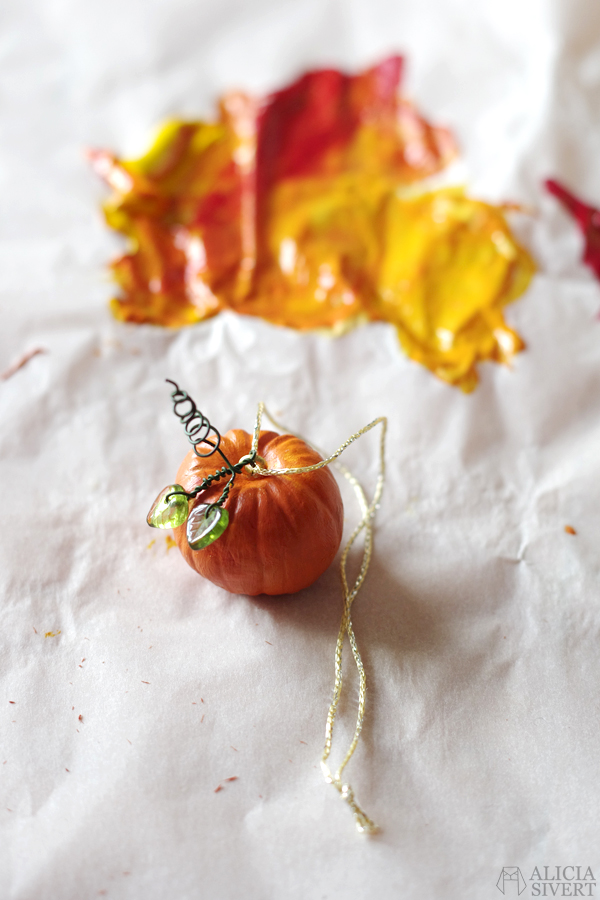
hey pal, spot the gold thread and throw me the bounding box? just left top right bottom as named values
left=251, top=403, right=387, bottom=834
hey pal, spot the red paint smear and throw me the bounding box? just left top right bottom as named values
left=546, top=179, right=600, bottom=280
left=256, top=56, right=403, bottom=188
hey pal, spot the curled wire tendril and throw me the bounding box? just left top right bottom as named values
left=165, top=380, right=257, bottom=513
left=166, top=379, right=221, bottom=457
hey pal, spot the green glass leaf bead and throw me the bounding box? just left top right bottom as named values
left=186, top=503, right=229, bottom=550
left=147, top=485, right=189, bottom=529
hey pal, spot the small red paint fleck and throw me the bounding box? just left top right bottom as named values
left=565, top=525, right=577, bottom=535
left=6, top=808, right=12, bottom=812
left=201, top=698, right=204, bottom=703
left=78, top=715, right=83, bottom=722
left=299, top=740, right=307, bottom=745
left=265, top=641, right=273, bottom=645
left=72, top=706, right=75, bottom=710
left=127, top=739, right=132, bottom=745
left=200, top=715, right=205, bottom=723
left=258, top=795, right=262, bottom=799
left=192, top=702, right=196, bottom=705
left=81, top=658, right=86, bottom=662
left=224, top=776, right=238, bottom=782
left=65, top=768, right=70, bottom=773
left=1, top=346, right=46, bottom=380
left=214, top=784, right=223, bottom=793
left=8, top=701, right=15, bottom=705
left=32, top=627, right=37, bottom=634
left=141, top=681, right=150, bottom=684
left=230, top=746, right=238, bottom=752
left=78, top=665, right=82, bottom=668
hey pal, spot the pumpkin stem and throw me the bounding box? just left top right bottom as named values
left=244, top=454, right=267, bottom=474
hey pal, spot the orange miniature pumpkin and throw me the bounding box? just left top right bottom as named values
left=173, top=429, right=344, bottom=596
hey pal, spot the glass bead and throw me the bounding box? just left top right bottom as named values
left=146, top=485, right=189, bottom=529
left=186, top=503, right=229, bottom=550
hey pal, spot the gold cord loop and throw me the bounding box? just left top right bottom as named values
left=252, top=403, right=387, bottom=834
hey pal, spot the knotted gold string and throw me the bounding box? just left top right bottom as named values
left=248, top=403, right=387, bottom=834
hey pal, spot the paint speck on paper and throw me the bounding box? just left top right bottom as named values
left=1, top=347, right=46, bottom=380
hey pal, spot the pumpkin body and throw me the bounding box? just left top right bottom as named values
left=174, top=429, right=344, bottom=596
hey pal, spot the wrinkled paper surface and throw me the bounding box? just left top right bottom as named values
left=1, top=1, right=600, bottom=898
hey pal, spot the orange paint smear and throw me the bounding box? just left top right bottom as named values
left=91, top=56, right=534, bottom=391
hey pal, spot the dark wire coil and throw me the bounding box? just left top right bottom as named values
left=165, top=378, right=257, bottom=511
left=166, top=379, right=221, bottom=458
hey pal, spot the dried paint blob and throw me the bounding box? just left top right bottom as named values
left=92, top=56, right=535, bottom=391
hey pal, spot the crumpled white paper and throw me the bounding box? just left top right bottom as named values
left=2, top=1, right=600, bottom=898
